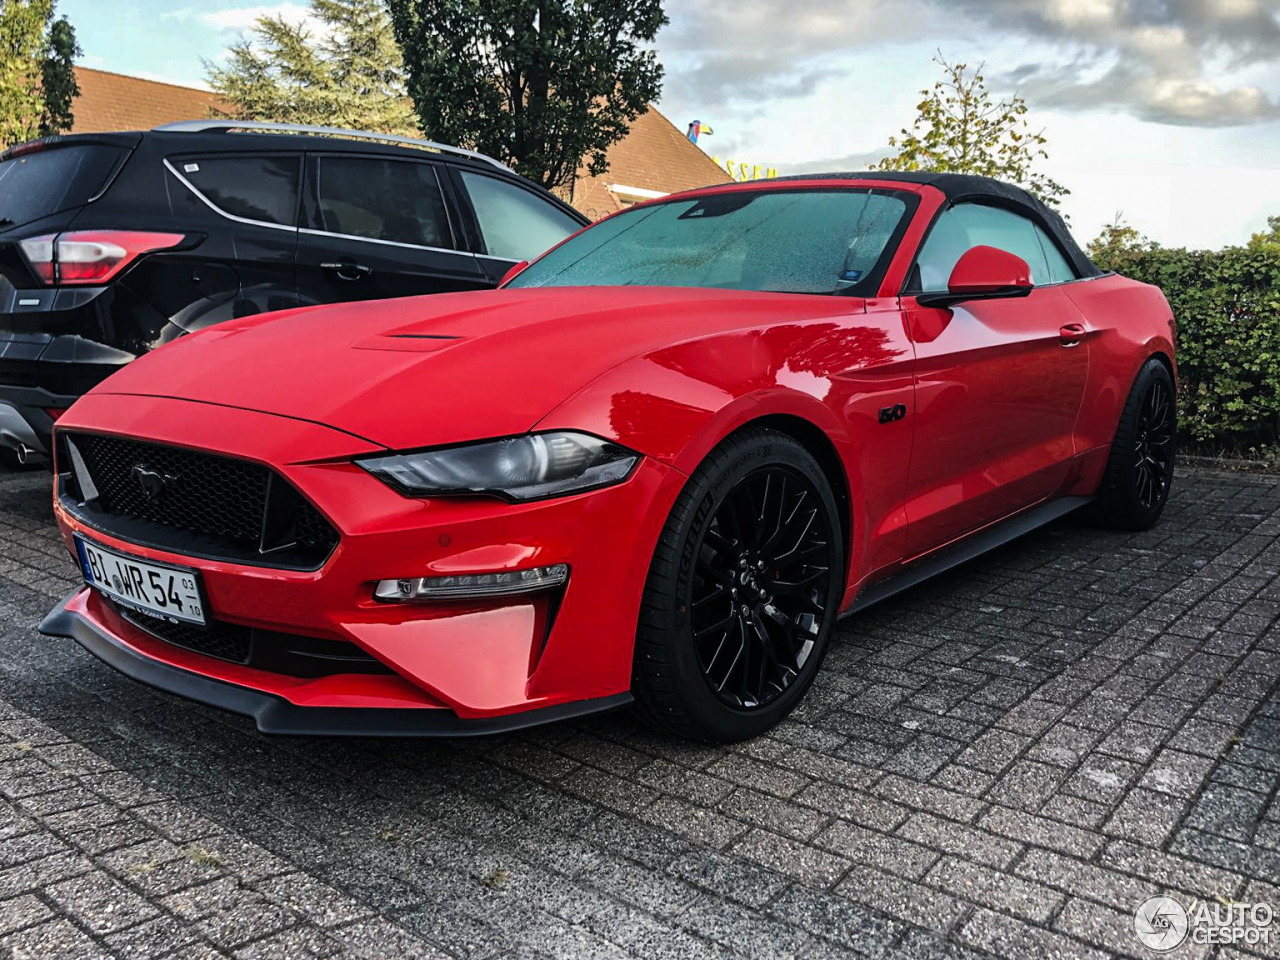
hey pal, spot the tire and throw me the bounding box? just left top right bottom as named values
left=1093, top=358, right=1177, bottom=531
left=632, top=427, right=844, bottom=742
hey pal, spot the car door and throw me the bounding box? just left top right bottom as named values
left=295, top=152, right=488, bottom=305
left=159, top=152, right=304, bottom=333
left=450, top=168, right=587, bottom=284
left=901, top=202, right=1090, bottom=557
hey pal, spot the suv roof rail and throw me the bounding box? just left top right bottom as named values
left=152, top=119, right=509, bottom=171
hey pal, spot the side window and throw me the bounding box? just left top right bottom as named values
left=315, top=156, right=452, bottom=248
left=915, top=203, right=1052, bottom=289
left=1036, top=225, right=1077, bottom=284
left=459, top=171, right=581, bottom=261
left=179, top=155, right=300, bottom=226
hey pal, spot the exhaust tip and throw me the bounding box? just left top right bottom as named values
left=16, top=444, right=33, bottom=465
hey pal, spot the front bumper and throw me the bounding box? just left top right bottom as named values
left=40, top=591, right=631, bottom=735
left=45, top=392, right=687, bottom=733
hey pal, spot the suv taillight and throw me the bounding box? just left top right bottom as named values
left=18, top=230, right=184, bottom=285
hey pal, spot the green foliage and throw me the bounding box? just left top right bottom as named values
left=386, top=0, right=667, bottom=191
left=206, top=0, right=418, bottom=135
left=1091, top=218, right=1280, bottom=447
left=39, top=14, right=78, bottom=137
left=874, top=52, right=1068, bottom=209
left=1247, top=215, right=1280, bottom=254
left=0, top=0, right=79, bottom=147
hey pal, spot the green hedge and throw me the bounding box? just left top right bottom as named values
left=1092, top=243, right=1280, bottom=448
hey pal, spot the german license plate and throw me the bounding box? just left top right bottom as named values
left=75, top=537, right=206, bottom=626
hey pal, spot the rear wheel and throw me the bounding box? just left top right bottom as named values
left=1093, top=358, right=1176, bottom=530
left=632, top=428, right=843, bottom=742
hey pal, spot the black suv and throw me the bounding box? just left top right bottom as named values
left=0, top=120, right=588, bottom=465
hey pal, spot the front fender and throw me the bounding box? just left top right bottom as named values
left=535, top=321, right=917, bottom=595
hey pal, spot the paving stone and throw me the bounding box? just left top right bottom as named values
left=1054, top=897, right=1212, bottom=960
left=793, top=782, right=908, bottom=831
left=638, top=794, right=748, bottom=849
left=1102, top=839, right=1244, bottom=899
left=834, top=863, right=968, bottom=934
left=4, top=466, right=1280, bottom=959
left=896, top=812, right=1021, bottom=868
left=45, top=870, right=160, bottom=934
left=1104, top=787, right=1189, bottom=846
left=768, top=883, right=906, bottom=954
left=717, top=787, right=829, bottom=841
left=1, top=917, right=115, bottom=959
left=813, top=820, right=938, bottom=879
left=925, top=856, right=1064, bottom=923
left=978, top=805, right=1104, bottom=858
left=1140, top=748, right=1217, bottom=798
left=984, top=759, right=1064, bottom=811
left=732, top=829, right=852, bottom=889
left=959, top=907, right=1109, bottom=960
left=0, top=893, right=52, bottom=936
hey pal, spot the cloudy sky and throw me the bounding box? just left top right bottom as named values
left=65, top=0, right=1280, bottom=249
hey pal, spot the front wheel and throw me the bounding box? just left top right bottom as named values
left=632, top=428, right=844, bottom=742
left=1093, top=358, right=1176, bottom=530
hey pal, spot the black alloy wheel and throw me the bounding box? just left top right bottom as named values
left=691, top=466, right=833, bottom=710
left=632, top=428, right=844, bottom=742
left=1094, top=357, right=1177, bottom=531
left=1134, top=377, right=1175, bottom=510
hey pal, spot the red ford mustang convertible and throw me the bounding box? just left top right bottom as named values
left=41, top=172, right=1176, bottom=741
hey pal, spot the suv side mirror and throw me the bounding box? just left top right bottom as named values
left=917, top=245, right=1034, bottom=309
left=498, top=260, right=529, bottom=287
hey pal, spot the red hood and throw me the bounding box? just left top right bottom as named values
left=94, top=287, right=866, bottom=450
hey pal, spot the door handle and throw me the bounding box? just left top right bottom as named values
left=1059, top=323, right=1086, bottom=347
left=320, top=261, right=372, bottom=281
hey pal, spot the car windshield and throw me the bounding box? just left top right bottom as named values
left=506, top=188, right=910, bottom=295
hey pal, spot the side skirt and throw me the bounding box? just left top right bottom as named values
left=848, top=496, right=1094, bottom=615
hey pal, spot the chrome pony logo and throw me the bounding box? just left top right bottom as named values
left=131, top=464, right=176, bottom=502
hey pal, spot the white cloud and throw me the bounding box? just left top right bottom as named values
left=663, top=0, right=1280, bottom=126
left=164, top=3, right=315, bottom=35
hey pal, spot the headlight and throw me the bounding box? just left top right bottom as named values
left=358, top=431, right=639, bottom=501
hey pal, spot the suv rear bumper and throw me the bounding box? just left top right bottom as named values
left=0, top=385, right=72, bottom=460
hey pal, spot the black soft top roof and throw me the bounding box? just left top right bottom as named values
left=774, top=170, right=1100, bottom=279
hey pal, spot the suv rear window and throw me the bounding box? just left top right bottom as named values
left=179, top=155, right=300, bottom=226
left=0, top=144, right=128, bottom=230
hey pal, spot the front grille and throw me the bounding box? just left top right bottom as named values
left=123, top=609, right=252, bottom=664
left=119, top=604, right=391, bottom=677
left=60, top=432, right=338, bottom=569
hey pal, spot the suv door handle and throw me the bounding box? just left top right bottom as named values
left=1059, top=323, right=1086, bottom=347
left=320, top=260, right=372, bottom=281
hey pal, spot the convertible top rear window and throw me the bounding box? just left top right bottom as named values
left=507, top=189, right=911, bottom=296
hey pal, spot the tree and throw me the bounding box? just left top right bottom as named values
left=1247, top=216, right=1280, bottom=253
left=1088, top=214, right=1156, bottom=264
left=40, top=12, right=78, bottom=136
left=0, top=0, right=80, bottom=147
left=874, top=52, right=1068, bottom=209
left=386, top=0, right=667, bottom=192
left=207, top=0, right=418, bottom=136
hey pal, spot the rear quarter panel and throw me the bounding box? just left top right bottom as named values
left=1064, top=273, right=1176, bottom=454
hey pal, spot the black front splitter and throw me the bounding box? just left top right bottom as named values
left=39, top=591, right=632, bottom=737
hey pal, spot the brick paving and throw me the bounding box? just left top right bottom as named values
left=1, top=462, right=1279, bottom=959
